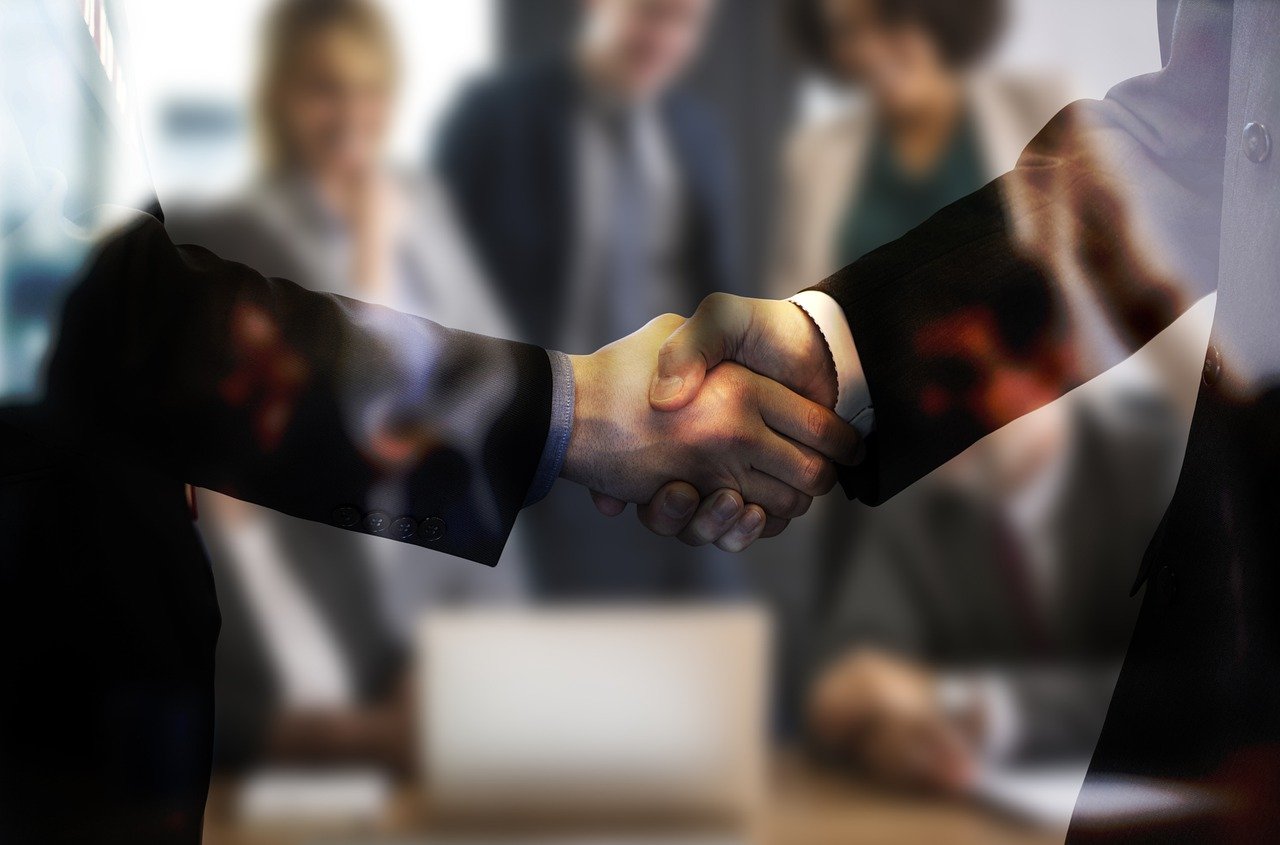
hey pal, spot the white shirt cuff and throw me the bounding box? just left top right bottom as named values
left=524, top=349, right=574, bottom=507
left=788, top=291, right=874, bottom=435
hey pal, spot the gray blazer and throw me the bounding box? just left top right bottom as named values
left=815, top=396, right=1183, bottom=761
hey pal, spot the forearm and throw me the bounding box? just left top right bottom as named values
left=819, top=95, right=1224, bottom=503
left=769, top=4, right=1230, bottom=506
left=45, top=215, right=553, bottom=566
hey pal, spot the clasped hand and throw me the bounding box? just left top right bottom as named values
left=562, top=296, right=858, bottom=551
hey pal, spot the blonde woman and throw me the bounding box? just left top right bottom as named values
left=166, top=0, right=523, bottom=774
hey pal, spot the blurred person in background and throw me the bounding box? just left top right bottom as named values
left=433, top=0, right=746, bottom=599
left=804, top=393, right=1180, bottom=793
left=772, top=0, right=1067, bottom=295
left=165, top=0, right=524, bottom=775
left=0, top=1, right=854, bottom=838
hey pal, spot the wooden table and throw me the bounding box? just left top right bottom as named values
left=204, top=753, right=1065, bottom=845
left=763, top=754, right=1063, bottom=845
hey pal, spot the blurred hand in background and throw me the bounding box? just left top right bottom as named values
left=808, top=648, right=981, bottom=794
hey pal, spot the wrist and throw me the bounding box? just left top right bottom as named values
left=526, top=349, right=577, bottom=507
left=561, top=353, right=601, bottom=489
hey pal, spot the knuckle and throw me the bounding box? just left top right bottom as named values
left=701, top=292, right=741, bottom=327
left=806, top=404, right=829, bottom=442
left=813, top=458, right=837, bottom=494
left=799, top=453, right=830, bottom=494
left=650, top=313, right=685, bottom=336
left=712, top=368, right=748, bottom=398
left=702, top=291, right=733, bottom=311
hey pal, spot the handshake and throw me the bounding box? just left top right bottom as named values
left=560, top=294, right=861, bottom=552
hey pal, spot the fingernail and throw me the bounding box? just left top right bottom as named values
left=713, top=492, right=741, bottom=521
left=650, top=375, right=684, bottom=403
left=662, top=489, right=696, bottom=519
left=738, top=508, right=764, bottom=534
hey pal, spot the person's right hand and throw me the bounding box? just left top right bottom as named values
left=561, top=314, right=859, bottom=545
left=649, top=293, right=840, bottom=413
left=601, top=294, right=851, bottom=549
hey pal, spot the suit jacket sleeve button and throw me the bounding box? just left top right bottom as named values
left=420, top=517, right=446, bottom=543
left=363, top=511, right=391, bottom=534
left=1244, top=121, right=1271, bottom=163
left=389, top=517, right=417, bottom=541
left=332, top=506, right=361, bottom=528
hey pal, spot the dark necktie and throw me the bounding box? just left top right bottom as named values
left=599, top=107, right=650, bottom=346
left=991, top=511, right=1053, bottom=655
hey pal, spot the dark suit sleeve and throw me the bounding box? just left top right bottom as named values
left=819, top=0, right=1232, bottom=505
left=45, top=214, right=551, bottom=566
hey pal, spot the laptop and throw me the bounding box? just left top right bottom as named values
left=415, top=606, right=769, bottom=841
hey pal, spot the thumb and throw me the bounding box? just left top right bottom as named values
left=649, top=293, right=745, bottom=411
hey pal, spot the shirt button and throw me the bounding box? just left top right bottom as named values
left=363, top=511, right=391, bottom=534
left=1202, top=344, right=1223, bottom=387
left=1243, top=121, right=1271, bottom=163
left=420, top=517, right=447, bottom=543
left=331, top=506, right=361, bottom=529
left=389, top=517, right=417, bottom=541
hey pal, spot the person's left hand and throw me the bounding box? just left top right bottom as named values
left=562, top=314, right=859, bottom=549
left=588, top=295, right=848, bottom=550
left=807, top=649, right=979, bottom=794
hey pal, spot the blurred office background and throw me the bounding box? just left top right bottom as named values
left=38, top=0, right=1213, bottom=842
left=126, top=0, right=1162, bottom=296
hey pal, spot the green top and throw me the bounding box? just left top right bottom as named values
left=836, top=111, right=987, bottom=268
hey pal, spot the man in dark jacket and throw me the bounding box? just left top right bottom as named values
left=645, top=0, right=1280, bottom=838
left=0, top=4, right=854, bottom=841
left=434, top=0, right=738, bottom=352
left=435, top=0, right=747, bottom=599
